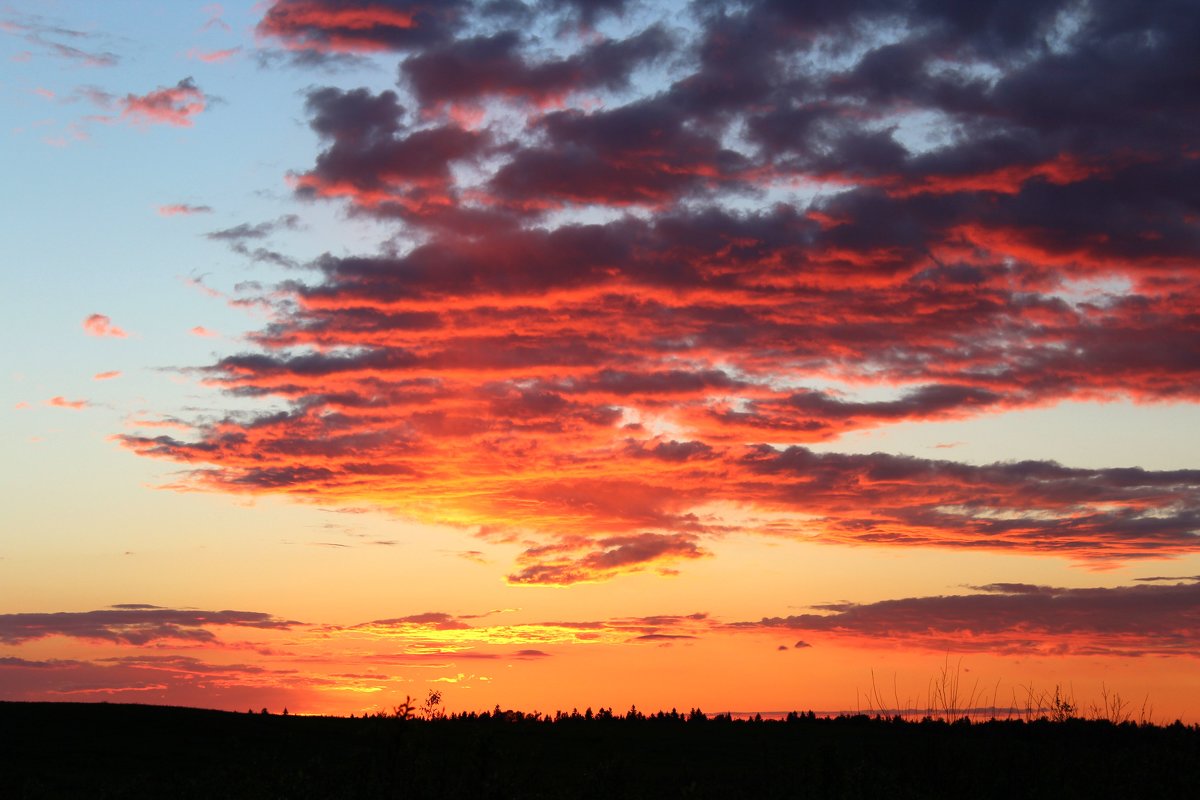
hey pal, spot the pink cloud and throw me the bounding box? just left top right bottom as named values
left=93, top=370, right=122, bottom=381
left=46, top=396, right=89, bottom=410
left=83, top=313, right=127, bottom=338
left=13, top=402, right=31, bottom=410
left=190, top=326, right=219, bottom=338
left=121, top=78, right=207, bottom=128
left=158, top=203, right=213, bottom=216
left=187, top=46, right=240, bottom=63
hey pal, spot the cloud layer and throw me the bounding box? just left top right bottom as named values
left=0, top=605, right=298, bottom=646
left=2, top=581, right=1196, bottom=708
left=122, top=0, right=1200, bottom=583
left=735, top=579, right=1200, bottom=657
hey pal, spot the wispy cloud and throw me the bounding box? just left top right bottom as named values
left=1, top=14, right=119, bottom=67
left=187, top=46, right=240, bottom=63
left=159, top=203, right=213, bottom=216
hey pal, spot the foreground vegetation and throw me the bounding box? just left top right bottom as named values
left=4, top=701, right=1199, bottom=799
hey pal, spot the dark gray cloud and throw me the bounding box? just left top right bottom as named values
left=0, top=606, right=299, bottom=645
left=733, top=579, right=1200, bottom=656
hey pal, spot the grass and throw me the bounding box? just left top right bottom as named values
left=857, top=657, right=1157, bottom=725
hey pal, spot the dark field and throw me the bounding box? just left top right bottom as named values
left=4, top=702, right=1199, bottom=799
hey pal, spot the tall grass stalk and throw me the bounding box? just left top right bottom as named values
left=857, top=660, right=1154, bottom=724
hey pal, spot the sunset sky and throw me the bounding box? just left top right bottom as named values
left=3, top=0, right=1199, bottom=720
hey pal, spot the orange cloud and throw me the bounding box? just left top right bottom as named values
left=94, top=370, right=122, bottom=380
left=46, top=396, right=89, bottom=410
left=82, top=313, right=127, bottom=338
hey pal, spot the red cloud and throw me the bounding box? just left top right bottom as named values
left=256, top=0, right=464, bottom=53
left=82, top=313, right=127, bottom=338
left=121, top=78, right=206, bottom=127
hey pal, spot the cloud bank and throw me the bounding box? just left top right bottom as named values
left=121, top=0, right=1200, bottom=582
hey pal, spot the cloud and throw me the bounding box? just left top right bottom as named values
left=4, top=584, right=1195, bottom=711
left=340, top=609, right=712, bottom=649
left=735, top=446, right=1200, bottom=560
left=46, top=396, right=89, bottom=410
left=0, top=653, right=310, bottom=709
left=190, top=326, right=218, bottom=338
left=204, top=215, right=302, bottom=242
left=288, top=87, right=486, bottom=218
left=400, top=25, right=672, bottom=108
left=508, top=532, right=709, bottom=585
left=0, top=606, right=299, bottom=646
left=120, top=78, right=207, bottom=127
left=204, top=214, right=302, bottom=265
left=120, top=0, right=1200, bottom=581
left=187, top=46, right=241, bottom=63
left=1133, top=575, right=1200, bottom=583
left=93, top=370, right=122, bottom=380
left=732, top=579, right=1200, bottom=657
left=1, top=14, right=119, bottom=67
left=512, top=649, right=551, bottom=659
left=82, top=313, right=127, bottom=338
left=201, top=4, right=231, bottom=33
left=488, top=100, right=754, bottom=209
left=256, top=0, right=469, bottom=54
left=159, top=203, right=213, bottom=216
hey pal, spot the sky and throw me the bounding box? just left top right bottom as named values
left=2, top=0, right=1199, bottom=720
